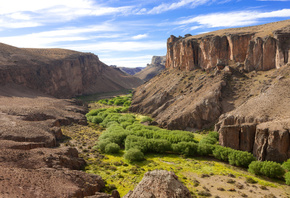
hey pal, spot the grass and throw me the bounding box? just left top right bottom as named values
left=84, top=150, right=281, bottom=197
left=61, top=96, right=289, bottom=197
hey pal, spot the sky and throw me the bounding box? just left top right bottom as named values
left=0, top=0, right=289, bottom=67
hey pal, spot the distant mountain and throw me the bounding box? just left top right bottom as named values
left=0, top=42, right=143, bottom=98
left=118, top=67, right=145, bottom=75
left=134, top=56, right=166, bottom=81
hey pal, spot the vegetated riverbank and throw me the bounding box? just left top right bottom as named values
left=61, top=94, right=290, bottom=197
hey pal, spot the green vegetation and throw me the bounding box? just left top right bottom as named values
left=285, top=172, right=290, bottom=185
left=248, top=161, right=285, bottom=179
left=98, top=94, right=132, bottom=107
left=77, top=94, right=290, bottom=197
left=105, top=143, right=120, bottom=154
left=124, top=148, right=144, bottom=162
left=282, top=159, right=290, bottom=171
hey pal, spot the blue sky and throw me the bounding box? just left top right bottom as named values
left=0, top=0, right=289, bottom=67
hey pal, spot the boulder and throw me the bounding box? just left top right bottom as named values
left=123, top=170, right=192, bottom=198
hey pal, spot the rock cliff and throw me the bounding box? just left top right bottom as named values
left=0, top=43, right=143, bottom=98
left=134, top=56, right=166, bottom=81
left=130, top=20, right=290, bottom=162
left=166, top=20, right=290, bottom=72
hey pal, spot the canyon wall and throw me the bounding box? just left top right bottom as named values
left=166, top=25, right=290, bottom=72
left=131, top=20, right=290, bottom=162
left=0, top=44, right=143, bottom=98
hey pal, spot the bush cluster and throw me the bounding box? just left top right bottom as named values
left=197, top=131, right=219, bottom=156
left=212, top=146, right=256, bottom=168
left=285, top=172, right=290, bottom=185
left=282, top=159, right=290, bottom=171
left=248, top=161, right=285, bottom=179
left=124, top=148, right=144, bottom=162
left=98, top=94, right=132, bottom=107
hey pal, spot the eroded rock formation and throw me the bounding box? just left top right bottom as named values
left=166, top=20, right=290, bottom=72
left=123, top=170, right=192, bottom=198
left=134, top=56, right=166, bottom=81
left=0, top=43, right=143, bottom=98
left=131, top=20, right=290, bottom=162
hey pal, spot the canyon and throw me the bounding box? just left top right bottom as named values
left=134, top=56, right=166, bottom=81
left=131, top=20, right=290, bottom=162
left=0, top=43, right=142, bottom=197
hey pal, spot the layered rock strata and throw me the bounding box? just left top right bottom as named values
left=216, top=67, right=290, bottom=162
left=0, top=43, right=143, bottom=98
left=131, top=20, right=290, bottom=162
left=166, top=20, right=290, bottom=72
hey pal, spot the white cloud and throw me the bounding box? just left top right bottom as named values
left=0, top=24, right=120, bottom=48
left=148, top=0, right=210, bottom=14
left=0, top=0, right=134, bottom=29
left=178, top=9, right=290, bottom=27
left=132, top=34, right=148, bottom=40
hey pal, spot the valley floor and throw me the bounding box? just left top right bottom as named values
left=61, top=114, right=290, bottom=198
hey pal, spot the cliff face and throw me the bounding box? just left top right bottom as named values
left=131, top=20, right=290, bottom=162
left=134, top=56, right=166, bottom=81
left=166, top=21, right=290, bottom=72
left=0, top=43, right=143, bottom=98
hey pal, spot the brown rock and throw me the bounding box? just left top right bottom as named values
left=123, top=170, right=192, bottom=198
left=165, top=20, right=290, bottom=72
left=0, top=43, right=143, bottom=98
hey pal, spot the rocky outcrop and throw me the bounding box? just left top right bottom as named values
left=134, top=56, right=166, bottom=81
left=0, top=43, right=143, bottom=98
left=166, top=20, right=290, bottom=72
left=130, top=68, right=229, bottom=130
left=216, top=66, right=290, bottom=162
left=123, top=170, right=192, bottom=198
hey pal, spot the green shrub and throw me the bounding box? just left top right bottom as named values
left=96, top=139, right=111, bottom=152
left=147, top=139, right=172, bottom=153
left=140, top=116, right=153, bottom=123
left=248, top=161, right=263, bottom=175
left=123, top=101, right=131, bottom=107
left=228, top=150, right=256, bottom=168
left=172, top=141, right=198, bottom=156
left=212, top=146, right=233, bottom=162
left=260, top=161, right=285, bottom=178
left=249, top=161, right=285, bottom=179
left=285, top=172, right=290, bottom=185
left=114, top=99, right=123, bottom=106
left=282, top=159, right=290, bottom=171
left=92, top=116, right=103, bottom=124
left=208, top=131, right=219, bottom=140
left=125, top=135, right=148, bottom=152
left=199, top=136, right=217, bottom=145
left=104, top=143, right=120, bottom=154
left=197, top=143, right=215, bottom=156
left=124, top=148, right=144, bottom=162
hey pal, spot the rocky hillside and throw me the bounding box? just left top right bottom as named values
left=130, top=20, right=290, bottom=162
left=0, top=43, right=143, bottom=98
left=134, top=56, right=166, bottom=81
